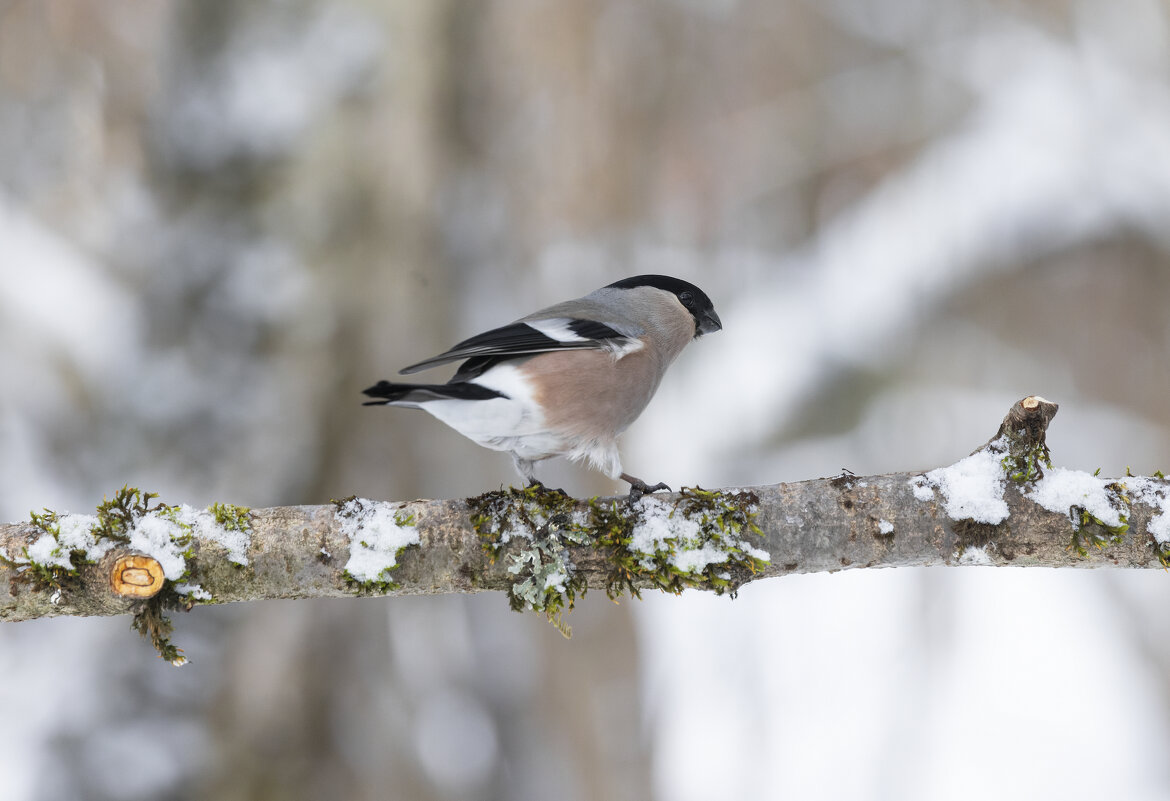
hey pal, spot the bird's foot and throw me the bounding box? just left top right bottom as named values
left=621, top=473, right=671, bottom=503
left=526, top=480, right=571, bottom=499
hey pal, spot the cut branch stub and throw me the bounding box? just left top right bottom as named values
left=110, top=554, right=165, bottom=598
left=988, top=395, right=1058, bottom=482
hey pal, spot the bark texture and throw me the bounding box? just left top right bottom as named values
left=2, top=397, right=1167, bottom=627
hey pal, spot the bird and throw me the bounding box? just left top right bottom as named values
left=362, top=274, right=722, bottom=499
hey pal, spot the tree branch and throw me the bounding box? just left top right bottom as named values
left=2, top=397, right=1168, bottom=659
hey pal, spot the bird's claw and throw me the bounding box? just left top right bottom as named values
left=626, top=479, right=671, bottom=503
left=527, top=480, right=571, bottom=499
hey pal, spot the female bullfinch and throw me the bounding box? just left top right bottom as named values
left=363, top=275, right=721, bottom=498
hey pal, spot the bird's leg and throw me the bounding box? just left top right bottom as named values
left=514, top=454, right=569, bottom=497
left=620, top=472, right=671, bottom=502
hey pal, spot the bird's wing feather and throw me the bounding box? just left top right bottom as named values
left=398, top=317, right=638, bottom=375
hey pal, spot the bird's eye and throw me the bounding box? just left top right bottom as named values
left=678, top=291, right=694, bottom=306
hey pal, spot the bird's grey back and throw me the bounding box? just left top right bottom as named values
left=519, top=286, right=673, bottom=339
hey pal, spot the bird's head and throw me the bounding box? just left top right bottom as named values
left=605, top=275, right=722, bottom=338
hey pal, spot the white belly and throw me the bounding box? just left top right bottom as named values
left=418, top=361, right=623, bottom=477
left=420, top=363, right=565, bottom=460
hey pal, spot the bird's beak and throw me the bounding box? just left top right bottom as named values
left=697, top=309, right=722, bottom=337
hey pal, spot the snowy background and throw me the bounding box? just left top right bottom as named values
left=3, top=1, right=1170, bottom=799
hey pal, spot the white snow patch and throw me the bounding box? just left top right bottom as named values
left=337, top=497, right=420, bottom=583
left=745, top=544, right=771, bottom=562
left=128, top=514, right=192, bottom=581
left=1027, top=468, right=1126, bottom=528
left=23, top=532, right=74, bottom=570
left=176, top=504, right=251, bottom=565
left=543, top=571, right=567, bottom=592
left=959, top=546, right=994, bottom=566
left=878, top=519, right=895, bottom=535
left=630, top=498, right=703, bottom=558
left=174, top=583, right=212, bottom=600
left=671, top=543, right=733, bottom=574
left=1150, top=509, right=1170, bottom=545
left=911, top=478, right=936, bottom=502
left=912, top=446, right=1009, bottom=524
left=1123, top=477, right=1170, bottom=544
left=21, top=513, right=115, bottom=571
left=630, top=497, right=770, bottom=574
left=56, top=514, right=116, bottom=561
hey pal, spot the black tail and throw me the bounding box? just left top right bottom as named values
left=362, top=380, right=506, bottom=406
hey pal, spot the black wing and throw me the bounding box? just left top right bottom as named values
left=398, top=318, right=634, bottom=375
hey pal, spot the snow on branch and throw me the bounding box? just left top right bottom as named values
left=2, top=396, right=1168, bottom=662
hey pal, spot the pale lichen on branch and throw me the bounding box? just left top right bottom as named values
left=468, top=485, right=770, bottom=636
